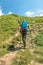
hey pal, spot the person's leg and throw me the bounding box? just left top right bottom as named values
left=24, top=35, right=26, bottom=48
left=22, top=33, right=27, bottom=48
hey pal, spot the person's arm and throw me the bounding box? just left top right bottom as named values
left=29, top=26, right=31, bottom=33
left=28, top=24, right=31, bottom=33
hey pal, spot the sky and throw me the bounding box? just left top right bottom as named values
left=0, top=0, right=43, bottom=17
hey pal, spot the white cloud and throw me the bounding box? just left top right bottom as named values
left=0, top=6, right=13, bottom=16
left=37, top=9, right=43, bottom=13
left=0, top=6, right=3, bottom=16
left=25, top=11, right=35, bottom=17
left=8, top=12, right=13, bottom=14
left=25, top=9, right=43, bottom=17
left=39, top=14, right=43, bottom=16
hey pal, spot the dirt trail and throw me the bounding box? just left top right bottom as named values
left=0, top=31, right=20, bottom=65
left=0, top=26, right=43, bottom=65
left=28, top=60, right=43, bottom=65
left=0, top=51, right=18, bottom=65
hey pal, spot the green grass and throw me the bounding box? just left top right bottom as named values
left=35, top=56, right=43, bottom=64
left=0, top=14, right=43, bottom=44
left=33, top=32, right=43, bottom=64
left=0, top=48, right=9, bottom=57
left=12, top=49, right=33, bottom=65
left=0, top=14, right=19, bottom=44
left=0, top=14, right=43, bottom=64
left=33, top=34, right=43, bottom=46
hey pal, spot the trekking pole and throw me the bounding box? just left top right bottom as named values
left=29, top=28, right=34, bottom=49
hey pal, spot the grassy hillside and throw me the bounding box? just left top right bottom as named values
left=0, top=14, right=43, bottom=65
left=0, top=14, right=43, bottom=43
left=0, top=14, right=19, bottom=43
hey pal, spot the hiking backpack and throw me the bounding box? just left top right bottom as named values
left=20, top=20, right=28, bottom=33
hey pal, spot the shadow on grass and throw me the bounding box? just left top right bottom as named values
left=7, top=45, right=23, bottom=51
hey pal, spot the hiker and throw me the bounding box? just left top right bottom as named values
left=20, top=20, right=29, bottom=48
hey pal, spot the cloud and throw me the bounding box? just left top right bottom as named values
left=0, top=6, right=3, bottom=16
left=8, top=12, right=13, bottom=14
left=0, top=6, right=13, bottom=16
left=37, top=9, right=43, bottom=13
left=39, top=14, right=43, bottom=16
left=25, top=11, right=35, bottom=17
left=25, top=9, right=43, bottom=17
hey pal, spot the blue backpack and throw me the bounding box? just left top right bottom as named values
left=20, top=20, right=28, bottom=32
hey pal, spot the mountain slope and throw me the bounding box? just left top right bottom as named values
left=0, top=14, right=43, bottom=65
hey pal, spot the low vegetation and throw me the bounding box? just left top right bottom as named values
left=0, top=14, right=43, bottom=65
